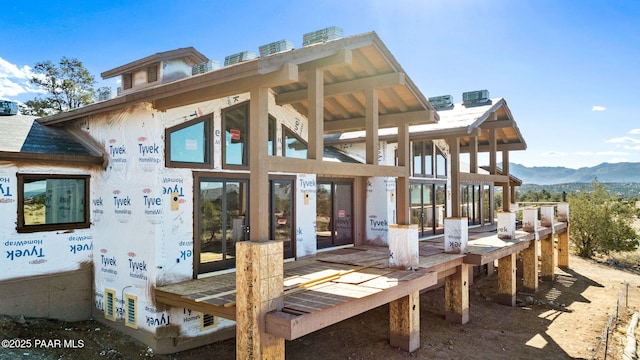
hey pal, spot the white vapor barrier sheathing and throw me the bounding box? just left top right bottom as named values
left=296, top=174, right=317, bottom=258
left=388, top=224, right=419, bottom=269
left=444, top=218, right=468, bottom=254
left=366, top=177, right=395, bottom=246
left=88, top=100, right=239, bottom=338
left=0, top=164, right=93, bottom=281
left=557, top=203, right=569, bottom=222
left=497, top=211, right=516, bottom=239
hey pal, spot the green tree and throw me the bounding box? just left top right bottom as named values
left=22, top=57, right=96, bottom=115
left=569, top=181, right=639, bottom=257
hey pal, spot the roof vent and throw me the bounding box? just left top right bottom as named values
left=259, top=40, right=294, bottom=57
left=0, top=100, right=18, bottom=116
left=224, top=51, right=257, bottom=66
left=428, top=95, right=454, bottom=110
left=462, top=90, right=491, bottom=107
left=303, top=26, right=343, bottom=46
left=192, top=60, right=221, bottom=75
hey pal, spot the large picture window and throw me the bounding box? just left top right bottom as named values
left=223, top=102, right=249, bottom=167
left=282, top=126, right=307, bottom=159
left=166, top=115, right=212, bottom=167
left=17, top=174, right=90, bottom=233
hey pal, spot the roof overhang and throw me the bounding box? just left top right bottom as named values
left=101, top=47, right=208, bottom=79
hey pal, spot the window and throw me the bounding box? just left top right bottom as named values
left=223, top=102, right=249, bottom=167
left=17, top=174, right=90, bottom=233
left=412, top=141, right=433, bottom=177
left=269, top=178, right=295, bottom=259
left=147, top=64, right=158, bottom=83
left=436, top=147, right=447, bottom=178
left=166, top=115, right=212, bottom=167
left=317, top=180, right=353, bottom=249
left=122, top=73, right=132, bottom=90
left=283, top=126, right=307, bottom=159
left=268, top=116, right=276, bottom=156
left=125, top=294, right=138, bottom=329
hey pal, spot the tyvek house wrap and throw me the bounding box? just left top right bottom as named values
left=88, top=102, right=233, bottom=338
left=0, top=164, right=93, bottom=280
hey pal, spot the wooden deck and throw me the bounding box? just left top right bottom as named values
left=155, top=221, right=568, bottom=347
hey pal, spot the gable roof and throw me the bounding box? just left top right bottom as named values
left=101, top=47, right=208, bottom=80
left=39, top=32, right=437, bottom=131
left=0, top=114, right=105, bottom=166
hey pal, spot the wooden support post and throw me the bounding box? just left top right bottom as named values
left=249, top=87, right=270, bottom=241
left=557, top=225, right=570, bottom=269
left=389, top=291, right=420, bottom=352
left=497, top=253, right=517, bottom=306
left=396, top=120, right=410, bottom=225
left=307, top=68, right=324, bottom=160
left=445, top=264, right=469, bottom=324
left=469, top=136, right=478, bottom=174
left=522, top=241, right=539, bottom=293
left=236, top=241, right=284, bottom=360
left=365, top=87, right=379, bottom=165
left=502, top=150, right=510, bottom=212
left=540, top=234, right=555, bottom=282
left=489, top=128, right=497, bottom=175
left=449, top=137, right=460, bottom=218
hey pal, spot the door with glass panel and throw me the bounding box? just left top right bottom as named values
left=410, top=183, right=436, bottom=237
left=270, top=179, right=295, bottom=259
left=197, top=178, right=248, bottom=274
left=316, top=181, right=353, bottom=249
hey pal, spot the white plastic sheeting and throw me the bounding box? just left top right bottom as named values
left=0, top=164, right=93, bottom=281
left=444, top=217, right=468, bottom=254
left=366, top=177, right=396, bottom=246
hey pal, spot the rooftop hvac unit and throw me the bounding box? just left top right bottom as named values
left=259, top=40, right=294, bottom=57
left=0, top=100, right=18, bottom=116
left=192, top=60, right=221, bottom=75
left=303, top=26, right=343, bottom=46
left=224, top=51, right=257, bottom=66
left=462, top=90, right=491, bottom=107
left=428, top=95, right=454, bottom=110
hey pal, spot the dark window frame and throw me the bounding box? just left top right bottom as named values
left=165, top=114, right=213, bottom=168
left=282, top=125, right=308, bottom=159
left=222, top=101, right=250, bottom=170
left=17, top=173, right=90, bottom=233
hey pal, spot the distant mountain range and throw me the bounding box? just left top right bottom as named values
left=507, top=162, right=640, bottom=185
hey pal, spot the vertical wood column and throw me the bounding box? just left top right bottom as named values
left=449, top=137, right=460, bottom=218
left=445, top=263, right=469, bottom=324
left=502, top=150, right=510, bottom=211
left=365, top=88, right=379, bottom=165
left=522, top=241, right=539, bottom=293
left=249, top=87, right=270, bottom=241
left=489, top=128, right=497, bottom=174
left=497, top=253, right=517, bottom=306
left=307, top=68, right=324, bottom=160
left=557, top=226, right=570, bottom=269
left=236, top=241, right=284, bottom=360
left=396, top=120, right=410, bottom=225
left=540, top=234, right=555, bottom=281
left=469, top=136, right=478, bottom=174
left=389, top=291, right=420, bottom=352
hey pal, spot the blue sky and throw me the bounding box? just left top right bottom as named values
left=1, top=0, right=639, bottom=169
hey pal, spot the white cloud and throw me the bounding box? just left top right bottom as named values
left=541, top=151, right=567, bottom=157
left=0, top=57, right=31, bottom=79
left=606, top=136, right=640, bottom=144
left=608, top=157, right=629, bottom=163
left=0, top=57, right=42, bottom=99
left=623, top=145, right=640, bottom=151
left=596, top=151, right=629, bottom=156
left=574, top=151, right=593, bottom=156
left=592, top=105, right=606, bottom=111
left=630, top=129, right=640, bottom=135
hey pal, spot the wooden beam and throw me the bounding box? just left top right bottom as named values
left=249, top=87, right=270, bottom=241
left=389, top=292, right=420, bottom=352
left=267, top=156, right=405, bottom=177
left=365, top=88, right=379, bottom=165
left=479, top=119, right=515, bottom=129
left=307, top=68, right=324, bottom=160
left=459, top=173, right=510, bottom=184
left=396, top=120, right=410, bottom=225
left=407, top=127, right=482, bottom=142
left=497, top=253, right=516, bottom=306
left=502, top=150, right=510, bottom=211
left=276, top=72, right=405, bottom=105
left=469, top=136, right=478, bottom=174
left=522, top=239, right=538, bottom=293
left=460, top=143, right=527, bottom=153
left=298, top=49, right=352, bottom=72
left=540, top=233, right=555, bottom=282
left=489, top=128, right=497, bottom=174
left=323, top=110, right=437, bottom=134
left=449, top=137, right=460, bottom=218
left=445, top=264, right=469, bottom=324
left=558, top=225, right=570, bottom=269
left=153, top=63, right=299, bottom=111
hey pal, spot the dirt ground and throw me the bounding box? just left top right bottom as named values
left=1, top=254, right=639, bottom=360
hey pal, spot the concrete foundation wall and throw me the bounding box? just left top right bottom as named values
left=0, top=266, right=93, bottom=322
